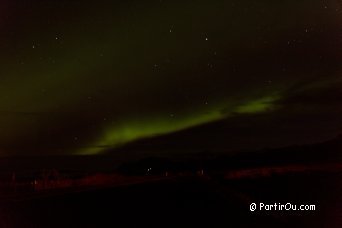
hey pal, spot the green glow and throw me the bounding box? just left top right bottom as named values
left=234, top=96, right=278, bottom=114
left=78, top=95, right=280, bottom=155
left=78, top=106, right=224, bottom=155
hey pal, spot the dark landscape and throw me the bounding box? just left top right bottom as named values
left=1, top=0, right=342, bottom=227
left=0, top=136, right=341, bottom=227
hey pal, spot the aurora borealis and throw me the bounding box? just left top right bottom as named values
left=0, top=0, right=342, bottom=156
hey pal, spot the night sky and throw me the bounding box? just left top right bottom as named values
left=1, top=0, right=342, bottom=156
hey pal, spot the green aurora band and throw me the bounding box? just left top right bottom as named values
left=78, top=95, right=279, bottom=155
